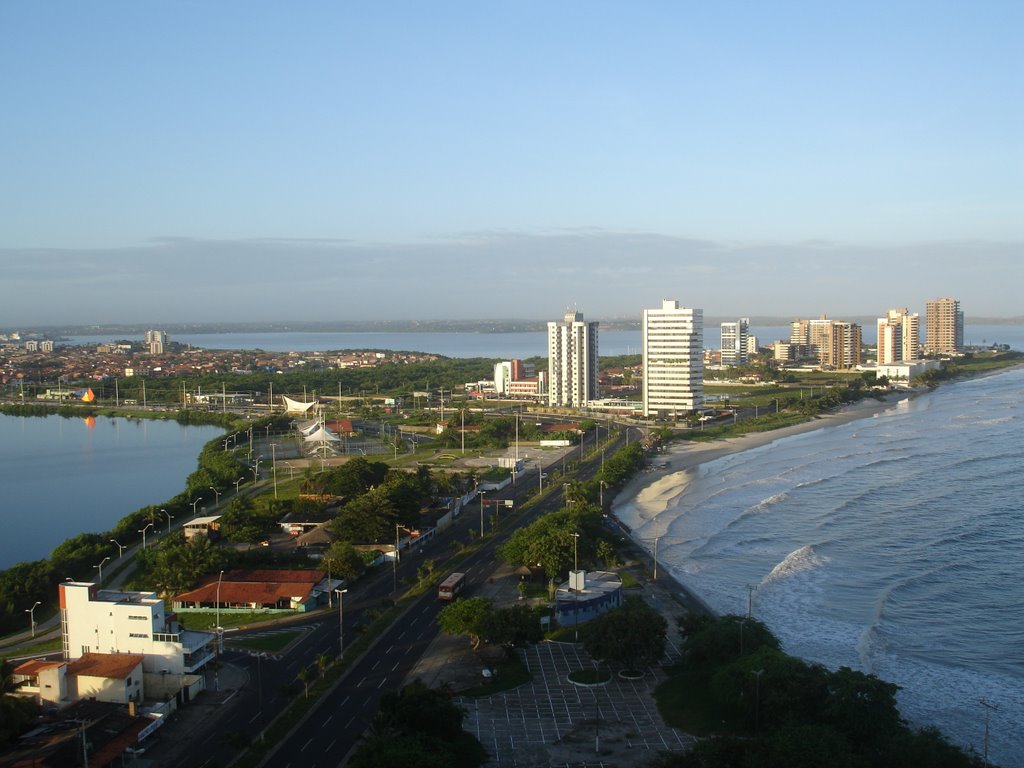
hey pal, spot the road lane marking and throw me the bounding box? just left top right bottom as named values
left=391, top=661, right=400, bottom=671
left=397, top=631, right=406, bottom=639
left=326, top=739, right=336, bottom=753
left=357, top=677, right=367, bottom=687
left=301, top=738, right=313, bottom=752
left=340, top=695, right=350, bottom=707
left=386, top=645, right=394, bottom=654
left=345, top=716, right=355, bottom=728
left=323, top=715, right=332, bottom=727
left=371, top=660, right=380, bottom=670
left=377, top=677, right=387, bottom=688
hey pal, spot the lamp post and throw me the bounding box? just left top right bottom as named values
left=234, top=476, right=245, bottom=494
left=110, top=538, right=125, bottom=558
left=651, top=535, right=660, bottom=580
left=479, top=489, right=487, bottom=537
left=599, top=481, right=607, bottom=509
left=191, top=497, right=202, bottom=517
left=335, top=588, right=348, bottom=657
left=161, top=508, right=173, bottom=534
left=979, top=697, right=998, bottom=768
left=751, top=669, right=765, bottom=734
left=216, top=570, right=224, bottom=654
left=747, top=584, right=758, bottom=619
left=26, top=601, right=41, bottom=638
left=139, top=523, right=153, bottom=550
left=284, top=461, right=295, bottom=480
left=270, top=444, right=279, bottom=499
left=251, top=458, right=262, bottom=483
left=209, top=486, right=220, bottom=505
left=94, top=556, right=111, bottom=587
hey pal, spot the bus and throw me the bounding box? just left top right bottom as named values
left=438, top=572, right=466, bottom=601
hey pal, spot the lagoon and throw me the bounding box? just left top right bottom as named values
left=0, top=414, right=223, bottom=569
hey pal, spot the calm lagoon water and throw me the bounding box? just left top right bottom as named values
left=0, top=414, right=223, bottom=569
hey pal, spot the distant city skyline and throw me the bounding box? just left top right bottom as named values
left=2, top=3, right=1020, bottom=324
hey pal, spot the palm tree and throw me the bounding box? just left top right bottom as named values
left=315, top=653, right=330, bottom=680
left=297, top=667, right=314, bottom=699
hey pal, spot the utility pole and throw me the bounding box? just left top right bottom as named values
left=979, top=697, right=998, bottom=768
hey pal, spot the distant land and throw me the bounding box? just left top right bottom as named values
left=7, top=315, right=1023, bottom=339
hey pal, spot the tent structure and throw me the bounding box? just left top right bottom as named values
left=282, top=395, right=318, bottom=415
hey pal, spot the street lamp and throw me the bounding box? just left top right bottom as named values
left=599, top=480, right=608, bottom=509
left=252, top=458, right=262, bottom=483
left=479, top=489, right=487, bottom=537
left=110, top=538, right=125, bottom=558
left=161, top=508, right=173, bottom=534
left=572, top=532, right=580, bottom=573
left=138, top=522, right=153, bottom=549
left=216, top=570, right=225, bottom=654
left=234, top=476, right=245, bottom=494
left=284, top=461, right=295, bottom=480
left=191, top=497, right=202, bottom=517
left=209, top=486, right=220, bottom=505
left=270, top=444, right=279, bottom=499
left=751, top=669, right=765, bottom=734
left=25, top=601, right=41, bottom=638
left=747, top=584, right=758, bottom=618
left=335, top=588, right=348, bottom=657
left=94, top=556, right=111, bottom=587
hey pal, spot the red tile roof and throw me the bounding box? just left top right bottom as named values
left=66, top=653, right=144, bottom=680
left=14, top=659, right=64, bottom=676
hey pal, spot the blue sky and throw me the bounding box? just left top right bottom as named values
left=1, top=2, right=1021, bottom=323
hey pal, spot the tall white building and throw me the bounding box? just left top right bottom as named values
left=60, top=581, right=214, bottom=676
left=876, top=307, right=920, bottom=364
left=720, top=318, right=750, bottom=366
left=547, top=310, right=599, bottom=407
left=643, top=300, right=703, bottom=417
left=145, top=329, right=168, bottom=355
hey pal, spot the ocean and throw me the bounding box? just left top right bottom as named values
left=615, top=367, right=1024, bottom=765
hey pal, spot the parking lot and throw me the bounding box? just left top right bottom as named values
left=460, top=639, right=696, bottom=768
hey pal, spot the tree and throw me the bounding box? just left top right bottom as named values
left=480, top=604, right=544, bottom=648
left=142, top=532, right=223, bottom=597
left=581, top=596, right=667, bottom=672
left=297, top=666, right=314, bottom=698
left=1, top=659, right=39, bottom=746
left=315, top=653, right=331, bottom=680
left=438, top=597, right=493, bottom=650
left=322, top=541, right=367, bottom=582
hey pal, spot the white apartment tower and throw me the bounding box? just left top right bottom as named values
left=145, top=329, right=168, bottom=355
left=720, top=318, right=750, bottom=366
left=547, top=310, right=599, bottom=407
left=876, top=308, right=920, bottom=364
left=643, top=300, right=703, bottom=417
left=924, top=297, right=964, bottom=355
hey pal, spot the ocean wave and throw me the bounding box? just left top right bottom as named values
left=763, top=544, right=829, bottom=584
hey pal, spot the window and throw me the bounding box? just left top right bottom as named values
left=128, top=633, right=149, bottom=639
left=127, top=615, right=148, bottom=621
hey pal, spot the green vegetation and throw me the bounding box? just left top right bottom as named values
left=651, top=614, right=986, bottom=768
left=176, top=610, right=300, bottom=631
left=580, top=596, right=667, bottom=673
left=347, top=680, right=488, bottom=768
left=459, top=656, right=532, bottom=697
left=1, top=659, right=38, bottom=747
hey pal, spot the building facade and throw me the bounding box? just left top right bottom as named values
left=924, top=297, right=964, bottom=355
left=877, top=307, right=921, bottom=364
left=547, top=310, right=599, bottom=407
left=642, top=300, right=703, bottom=417
left=820, top=321, right=863, bottom=369
left=720, top=318, right=750, bottom=367
left=145, top=330, right=168, bottom=355
left=60, top=581, right=214, bottom=676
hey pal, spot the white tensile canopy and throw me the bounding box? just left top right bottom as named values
left=283, top=396, right=318, bottom=414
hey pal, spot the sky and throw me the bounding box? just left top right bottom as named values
left=1, top=2, right=1021, bottom=324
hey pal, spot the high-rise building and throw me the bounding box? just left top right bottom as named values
left=145, top=329, right=168, bottom=355
left=924, top=298, right=963, bottom=355
left=643, top=300, right=703, bottom=417
left=876, top=308, right=920, bottom=364
left=820, top=321, right=862, bottom=369
left=547, top=310, right=599, bottom=407
left=720, top=318, right=750, bottom=367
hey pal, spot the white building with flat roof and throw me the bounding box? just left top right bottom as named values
left=643, top=300, right=703, bottom=417
left=547, top=310, right=599, bottom=408
left=720, top=318, right=749, bottom=366
left=60, top=581, right=214, bottom=676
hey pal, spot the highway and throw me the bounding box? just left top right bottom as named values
left=179, top=428, right=625, bottom=768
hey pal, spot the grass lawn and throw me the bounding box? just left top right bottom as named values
left=176, top=610, right=301, bottom=631
left=229, top=630, right=302, bottom=653
left=459, top=656, right=531, bottom=697
left=568, top=668, right=612, bottom=685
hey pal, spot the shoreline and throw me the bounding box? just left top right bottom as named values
left=610, top=390, right=920, bottom=616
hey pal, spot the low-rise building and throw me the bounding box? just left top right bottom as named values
left=171, top=569, right=337, bottom=613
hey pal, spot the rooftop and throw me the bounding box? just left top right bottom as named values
left=66, top=652, right=144, bottom=680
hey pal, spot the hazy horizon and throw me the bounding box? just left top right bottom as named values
left=3, top=3, right=1020, bottom=325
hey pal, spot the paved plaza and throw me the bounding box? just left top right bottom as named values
left=460, top=638, right=696, bottom=768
